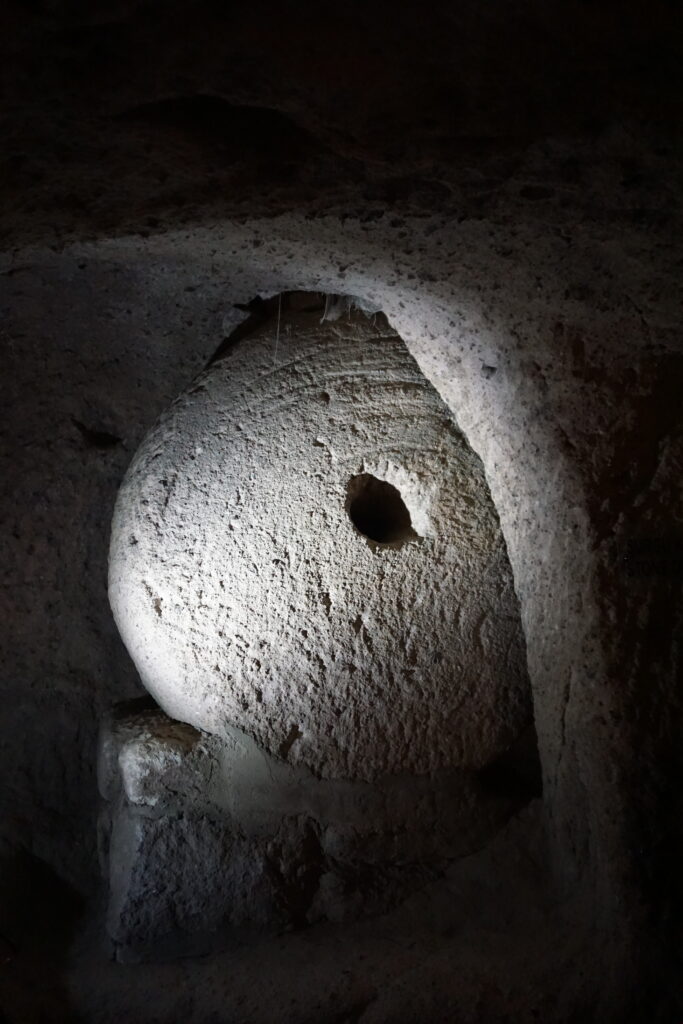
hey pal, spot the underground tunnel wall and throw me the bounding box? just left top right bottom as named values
left=1, top=210, right=682, bottom=1016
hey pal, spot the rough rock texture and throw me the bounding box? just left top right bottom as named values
left=98, top=699, right=536, bottom=961
left=110, top=298, right=530, bottom=780
left=0, top=255, right=223, bottom=892
left=4, top=800, right=585, bottom=1024
left=2, top=204, right=682, bottom=1020
left=1, top=1, right=682, bottom=1020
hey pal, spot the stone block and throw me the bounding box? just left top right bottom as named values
left=99, top=699, right=532, bottom=961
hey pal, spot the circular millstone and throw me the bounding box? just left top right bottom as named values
left=109, top=299, right=530, bottom=781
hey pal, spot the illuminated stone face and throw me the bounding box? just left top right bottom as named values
left=109, top=300, right=531, bottom=781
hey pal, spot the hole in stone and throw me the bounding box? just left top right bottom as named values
left=346, top=474, right=418, bottom=546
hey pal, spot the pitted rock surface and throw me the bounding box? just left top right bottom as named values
left=109, top=301, right=530, bottom=781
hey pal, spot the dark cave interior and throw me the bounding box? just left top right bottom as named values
left=1, top=3, right=683, bottom=1022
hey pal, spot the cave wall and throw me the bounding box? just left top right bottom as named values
left=3, top=208, right=681, bottom=1003
left=1, top=1, right=682, bottom=1019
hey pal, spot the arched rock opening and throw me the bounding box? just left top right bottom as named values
left=103, top=290, right=540, bottom=959
left=4, top=199, right=677, bottom=1018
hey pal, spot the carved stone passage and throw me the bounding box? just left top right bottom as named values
left=109, top=297, right=531, bottom=781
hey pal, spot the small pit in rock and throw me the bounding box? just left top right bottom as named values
left=346, top=474, right=418, bottom=546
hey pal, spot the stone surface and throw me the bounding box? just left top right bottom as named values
left=1, top=2, right=682, bottom=1017
left=98, top=700, right=535, bottom=961
left=109, top=298, right=530, bottom=780
left=2, top=203, right=682, bottom=1018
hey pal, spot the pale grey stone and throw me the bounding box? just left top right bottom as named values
left=109, top=303, right=531, bottom=782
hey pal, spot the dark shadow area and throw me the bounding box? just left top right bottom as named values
left=346, top=473, right=418, bottom=546
left=115, top=96, right=329, bottom=164
left=0, top=844, right=85, bottom=1023
left=478, top=723, right=543, bottom=805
